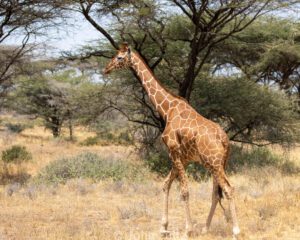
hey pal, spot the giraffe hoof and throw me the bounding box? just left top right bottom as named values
left=232, top=226, right=240, bottom=240
left=233, top=226, right=240, bottom=234
left=160, top=230, right=171, bottom=237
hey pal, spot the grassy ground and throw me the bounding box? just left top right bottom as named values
left=0, top=118, right=299, bottom=240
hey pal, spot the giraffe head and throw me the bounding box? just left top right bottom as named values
left=104, top=43, right=132, bottom=74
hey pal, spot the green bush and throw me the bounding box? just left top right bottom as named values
left=2, top=145, right=32, bottom=163
left=80, top=136, right=100, bottom=146
left=80, top=131, right=133, bottom=146
left=280, top=160, right=300, bottom=174
left=100, top=132, right=114, bottom=141
left=186, top=163, right=210, bottom=181
left=117, top=131, right=133, bottom=145
left=35, top=152, right=145, bottom=184
left=228, top=145, right=282, bottom=172
left=143, top=148, right=172, bottom=176
left=5, top=123, right=26, bottom=133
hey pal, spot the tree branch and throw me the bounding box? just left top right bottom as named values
left=79, top=1, right=119, bottom=49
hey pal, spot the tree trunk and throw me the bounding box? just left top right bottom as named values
left=179, top=40, right=199, bottom=101
left=68, top=112, right=73, bottom=141
left=50, top=116, right=61, bottom=138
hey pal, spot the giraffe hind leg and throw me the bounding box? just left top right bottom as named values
left=215, top=170, right=240, bottom=237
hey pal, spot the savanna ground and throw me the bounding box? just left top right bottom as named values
left=0, top=114, right=299, bottom=240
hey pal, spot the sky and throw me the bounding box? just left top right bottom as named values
left=4, top=12, right=102, bottom=57
left=4, top=5, right=300, bottom=58
left=46, top=14, right=101, bottom=55
left=46, top=8, right=300, bottom=56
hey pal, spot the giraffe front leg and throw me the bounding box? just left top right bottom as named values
left=160, top=168, right=177, bottom=236
left=173, top=158, right=193, bottom=237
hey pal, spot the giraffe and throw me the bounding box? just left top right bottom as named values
left=104, top=43, right=240, bottom=238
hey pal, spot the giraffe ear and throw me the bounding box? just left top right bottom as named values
left=119, top=42, right=129, bottom=52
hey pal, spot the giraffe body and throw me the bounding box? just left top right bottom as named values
left=104, top=43, right=240, bottom=238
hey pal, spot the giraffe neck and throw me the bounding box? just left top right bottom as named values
left=130, top=52, right=176, bottom=121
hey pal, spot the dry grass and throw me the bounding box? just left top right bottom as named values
left=0, top=125, right=137, bottom=178
left=0, top=116, right=300, bottom=240
left=0, top=173, right=299, bottom=240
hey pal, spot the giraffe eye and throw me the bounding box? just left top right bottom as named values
left=117, top=57, right=123, bottom=61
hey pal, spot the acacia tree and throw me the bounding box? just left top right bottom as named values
left=177, top=16, right=299, bottom=145
left=67, top=1, right=298, bottom=97
left=0, top=0, right=64, bottom=103
left=65, top=2, right=295, bottom=105
left=9, top=59, right=110, bottom=139
left=61, top=0, right=299, bottom=145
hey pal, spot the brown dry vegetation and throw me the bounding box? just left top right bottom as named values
left=0, top=116, right=299, bottom=240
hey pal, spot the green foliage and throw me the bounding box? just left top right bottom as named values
left=5, top=123, right=27, bottom=133
left=81, top=119, right=134, bottom=146
left=80, top=130, right=133, bottom=146
left=229, top=145, right=281, bottom=172
left=2, top=145, right=32, bottom=163
left=186, top=163, right=210, bottom=181
left=118, top=131, right=132, bottom=145
left=143, top=147, right=172, bottom=176
left=228, top=145, right=299, bottom=175
left=80, top=136, right=100, bottom=146
left=35, top=152, right=144, bottom=184
left=192, top=76, right=298, bottom=145
left=280, top=160, right=300, bottom=175
left=8, top=68, right=96, bottom=138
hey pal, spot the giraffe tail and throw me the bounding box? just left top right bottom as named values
left=218, top=185, right=226, bottom=213
left=218, top=139, right=230, bottom=210
left=218, top=185, right=223, bottom=199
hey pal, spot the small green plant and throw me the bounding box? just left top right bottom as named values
left=117, top=131, right=133, bottom=145
left=99, top=132, right=114, bottom=141
left=81, top=131, right=133, bottom=146
left=1, top=145, right=31, bottom=184
left=35, top=152, right=145, bottom=184
left=2, top=145, right=32, bottom=163
left=5, top=123, right=26, bottom=133
left=80, top=136, right=100, bottom=146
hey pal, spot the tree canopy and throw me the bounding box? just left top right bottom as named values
left=1, top=0, right=299, bottom=146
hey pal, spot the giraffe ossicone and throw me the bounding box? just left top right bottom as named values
left=104, top=43, right=240, bottom=237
